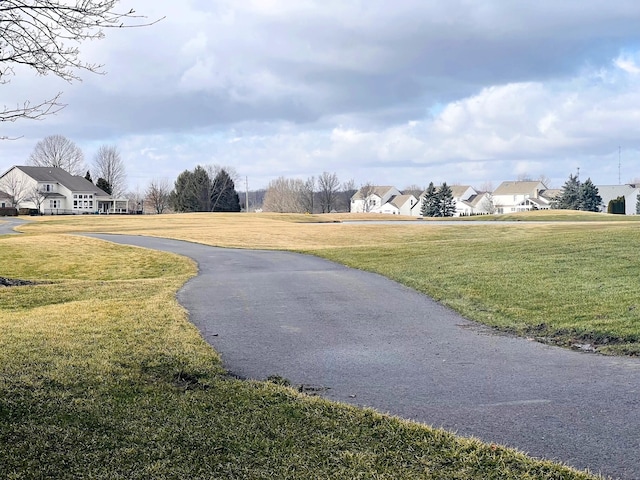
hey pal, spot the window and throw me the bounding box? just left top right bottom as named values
left=46, top=184, right=51, bottom=192
left=73, top=194, right=78, bottom=199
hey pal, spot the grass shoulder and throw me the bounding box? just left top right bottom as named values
left=0, top=230, right=599, bottom=478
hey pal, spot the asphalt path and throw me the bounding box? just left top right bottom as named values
left=0, top=217, right=28, bottom=235
left=85, top=234, right=639, bottom=479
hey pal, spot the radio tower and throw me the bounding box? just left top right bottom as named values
left=618, top=146, right=621, bottom=184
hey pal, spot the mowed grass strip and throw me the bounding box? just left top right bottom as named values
left=21, top=212, right=640, bottom=354
left=0, top=232, right=598, bottom=478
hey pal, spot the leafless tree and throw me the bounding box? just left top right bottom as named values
left=478, top=192, right=496, bottom=214
left=339, top=178, right=357, bottom=212
left=317, top=171, right=340, bottom=213
left=263, top=177, right=305, bottom=213
left=1, top=1, right=159, bottom=123
left=358, top=182, right=376, bottom=213
left=402, top=184, right=423, bottom=197
left=477, top=181, right=494, bottom=193
left=28, top=134, right=85, bottom=175
left=0, top=168, right=29, bottom=207
left=93, top=145, right=126, bottom=197
left=26, top=184, right=46, bottom=212
left=300, top=176, right=315, bottom=213
left=145, top=178, right=171, bottom=214
left=125, top=187, right=145, bottom=213
left=538, top=174, right=551, bottom=189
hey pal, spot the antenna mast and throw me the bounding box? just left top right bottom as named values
left=619, top=146, right=621, bottom=184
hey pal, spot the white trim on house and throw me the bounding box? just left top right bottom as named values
left=0, top=166, right=128, bottom=215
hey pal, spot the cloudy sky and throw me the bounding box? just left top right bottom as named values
left=3, top=0, right=640, bottom=192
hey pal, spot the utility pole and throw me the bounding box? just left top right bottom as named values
left=245, top=176, right=249, bottom=213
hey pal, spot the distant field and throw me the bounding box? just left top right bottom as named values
left=19, top=211, right=640, bottom=355
left=0, top=220, right=598, bottom=479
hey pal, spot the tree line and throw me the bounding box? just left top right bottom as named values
left=262, top=172, right=356, bottom=213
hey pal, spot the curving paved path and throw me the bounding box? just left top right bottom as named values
left=88, top=234, right=639, bottom=479
left=0, top=217, right=28, bottom=235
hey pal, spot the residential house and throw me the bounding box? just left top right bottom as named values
left=0, top=166, right=128, bottom=214
left=492, top=181, right=551, bottom=213
left=350, top=186, right=402, bottom=213
left=596, top=185, right=640, bottom=215
left=383, top=194, right=418, bottom=216
left=411, top=185, right=494, bottom=217
left=458, top=191, right=495, bottom=216
left=0, top=189, right=11, bottom=208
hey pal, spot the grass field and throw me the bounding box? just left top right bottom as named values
left=0, top=212, right=624, bottom=478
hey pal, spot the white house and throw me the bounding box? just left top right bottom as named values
left=0, top=166, right=128, bottom=214
left=386, top=194, right=418, bottom=216
left=597, top=185, right=640, bottom=215
left=458, top=191, right=496, bottom=215
left=492, top=181, right=551, bottom=213
left=350, top=186, right=402, bottom=213
left=0, top=190, right=11, bottom=208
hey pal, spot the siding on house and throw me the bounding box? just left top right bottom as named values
left=596, top=185, right=640, bottom=215
left=0, top=165, right=120, bottom=214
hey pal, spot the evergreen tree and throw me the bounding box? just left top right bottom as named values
left=84, top=170, right=93, bottom=183
left=579, top=178, right=602, bottom=212
left=211, top=169, right=241, bottom=212
left=171, top=167, right=212, bottom=212
left=636, top=194, right=640, bottom=215
left=608, top=196, right=626, bottom=215
left=554, top=173, right=581, bottom=210
left=420, top=182, right=438, bottom=217
left=437, top=182, right=456, bottom=217
left=96, top=177, right=112, bottom=195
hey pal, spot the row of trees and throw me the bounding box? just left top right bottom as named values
left=262, top=172, right=356, bottom=213
left=170, top=165, right=241, bottom=213
left=552, top=174, right=602, bottom=212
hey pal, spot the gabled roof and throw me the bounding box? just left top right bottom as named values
left=493, top=181, right=546, bottom=196
left=0, top=189, right=11, bottom=199
left=539, top=189, right=561, bottom=200
left=449, top=185, right=474, bottom=199
left=596, top=184, right=639, bottom=198
left=14, top=166, right=110, bottom=196
left=389, top=194, right=416, bottom=209
left=352, top=185, right=397, bottom=200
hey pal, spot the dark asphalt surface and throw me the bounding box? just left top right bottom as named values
left=85, top=234, right=639, bottom=479
left=0, top=217, right=28, bottom=235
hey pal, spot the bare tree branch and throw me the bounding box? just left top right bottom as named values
left=145, top=178, right=170, bottom=214
left=28, top=134, right=86, bottom=175
left=0, top=1, right=162, bottom=123
left=93, top=144, right=126, bottom=197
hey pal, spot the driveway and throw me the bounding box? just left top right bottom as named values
left=88, top=234, right=640, bottom=479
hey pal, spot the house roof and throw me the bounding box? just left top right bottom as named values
left=389, top=194, right=416, bottom=209
left=596, top=184, right=639, bottom=198
left=493, top=181, right=546, bottom=196
left=352, top=185, right=396, bottom=200
left=14, top=166, right=110, bottom=196
left=539, top=189, right=561, bottom=200
left=0, top=190, right=10, bottom=199
left=449, top=185, right=473, bottom=199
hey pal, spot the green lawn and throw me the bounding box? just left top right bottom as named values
left=0, top=231, right=598, bottom=479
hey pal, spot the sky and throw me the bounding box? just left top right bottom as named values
left=3, top=0, right=640, bottom=193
